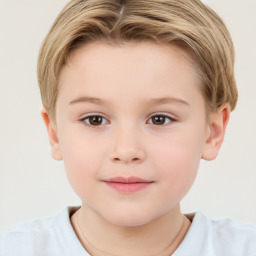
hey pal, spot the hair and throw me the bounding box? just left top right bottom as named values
left=37, top=0, right=238, bottom=121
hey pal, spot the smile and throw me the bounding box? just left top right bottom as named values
left=103, top=176, right=154, bottom=194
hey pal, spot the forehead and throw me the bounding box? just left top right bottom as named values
left=65, top=41, right=198, bottom=79
left=58, top=41, right=204, bottom=110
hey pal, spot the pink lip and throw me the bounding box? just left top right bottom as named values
left=103, top=176, right=153, bottom=193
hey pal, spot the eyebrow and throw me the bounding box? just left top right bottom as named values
left=69, top=96, right=190, bottom=107
left=147, top=97, right=190, bottom=107
left=69, top=96, right=106, bottom=105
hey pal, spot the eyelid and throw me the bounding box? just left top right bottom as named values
left=148, top=112, right=176, bottom=119
left=80, top=113, right=110, bottom=127
left=79, top=112, right=177, bottom=127
left=146, top=112, right=177, bottom=125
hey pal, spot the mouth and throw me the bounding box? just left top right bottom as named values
left=102, top=176, right=154, bottom=194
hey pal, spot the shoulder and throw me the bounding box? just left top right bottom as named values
left=0, top=206, right=83, bottom=256
left=209, top=214, right=256, bottom=255
left=181, top=212, right=256, bottom=256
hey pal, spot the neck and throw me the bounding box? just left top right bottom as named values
left=71, top=204, right=191, bottom=256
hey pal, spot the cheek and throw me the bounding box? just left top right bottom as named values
left=58, top=133, right=105, bottom=197
left=151, top=131, right=204, bottom=197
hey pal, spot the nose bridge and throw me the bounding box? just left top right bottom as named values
left=110, top=121, right=145, bottom=164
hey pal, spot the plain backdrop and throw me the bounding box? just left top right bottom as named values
left=0, top=0, right=256, bottom=230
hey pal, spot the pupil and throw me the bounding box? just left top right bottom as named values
left=89, top=116, right=102, bottom=125
left=153, top=116, right=165, bottom=125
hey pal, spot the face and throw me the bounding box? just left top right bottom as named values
left=46, top=41, right=219, bottom=226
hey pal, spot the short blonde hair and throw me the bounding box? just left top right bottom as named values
left=38, top=0, right=238, bottom=121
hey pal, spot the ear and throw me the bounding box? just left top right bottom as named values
left=201, top=104, right=231, bottom=161
left=41, top=109, right=63, bottom=161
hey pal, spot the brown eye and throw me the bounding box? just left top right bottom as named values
left=83, top=115, right=107, bottom=126
left=148, top=115, right=173, bottom=125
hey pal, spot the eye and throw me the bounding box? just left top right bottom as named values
left=82, top=115, right=108, bottom=126
left=147, top=114, right=174, bottom=126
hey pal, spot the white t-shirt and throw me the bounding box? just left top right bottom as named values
left=0, top=207, right=256, bottom=256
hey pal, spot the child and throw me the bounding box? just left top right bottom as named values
left=1, top=0, right=256, bottom=255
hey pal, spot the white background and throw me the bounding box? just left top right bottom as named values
left=0, top=0, right=256, bottom=230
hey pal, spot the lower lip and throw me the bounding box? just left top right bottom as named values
left=104, top=182, right=152, bottom=193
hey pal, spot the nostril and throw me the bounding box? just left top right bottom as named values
left=112, top=157, right=141, bottom=163
left=110, top=147, right=146, bottom=164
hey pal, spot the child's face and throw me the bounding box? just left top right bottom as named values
left=49, top=41, right=213, bottom=226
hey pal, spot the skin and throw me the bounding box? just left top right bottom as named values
left=42, top=41, right=230, bottom=256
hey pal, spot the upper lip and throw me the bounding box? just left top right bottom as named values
left=103, top=176, right=153, bottom=183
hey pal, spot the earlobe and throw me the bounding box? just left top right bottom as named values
left=41, top=109, right=63, bottom=161
left=201, top=104, right=231, bottom=161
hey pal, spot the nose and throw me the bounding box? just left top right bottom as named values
left=110, top=125, right=146, bottom=164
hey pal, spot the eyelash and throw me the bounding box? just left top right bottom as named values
left=80, top=113, right=176, bottom=127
